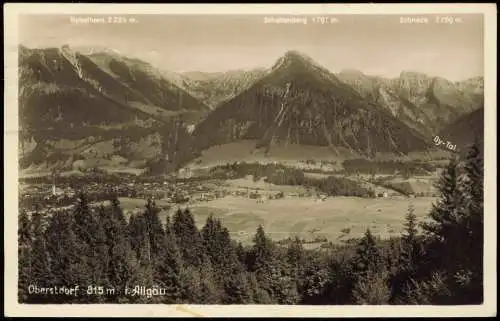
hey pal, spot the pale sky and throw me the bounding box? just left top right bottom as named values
left=19, top=14, right=484, bottom=81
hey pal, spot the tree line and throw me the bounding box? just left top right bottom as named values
left=18, top=143, right=483, bottom=304
left=342, top=159, right=436, bottom=177
left=209, top=162, right=375, bottom=197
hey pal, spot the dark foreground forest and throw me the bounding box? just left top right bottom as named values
left=18, top=143, right=483, bottom=305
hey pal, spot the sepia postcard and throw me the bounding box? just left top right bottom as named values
left=3, top=3, right=497, bottom=318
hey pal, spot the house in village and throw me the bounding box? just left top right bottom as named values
left=177, top=168, right=192, bottom=179
left=249, top=191, right=260, bottom=199
left=200, top=192, right=215, bottom=202
left=377, top=191, right=389, bottom=198
left=256, top=195, right=269, bottom=204
left=318, top=193, right=327, bottom=201
left=274, top=191, right=284, bottom=199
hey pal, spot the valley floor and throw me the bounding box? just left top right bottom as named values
left=19, top=140, right=445, bottom=248
left=115, top=195, right=436, bottom=246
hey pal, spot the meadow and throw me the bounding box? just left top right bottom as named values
left=115, top=195, right=436, bottom=245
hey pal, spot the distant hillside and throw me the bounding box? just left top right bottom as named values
left=193, top=50, right=430, bottom=158
left=86, top=50, right=210, bottom=118
left=19, top=45, right=206, bottom=173
left=180, top=68, right=268, bottom=109
left=438, top=107, right=484, bottom=154
left=336, top=70, right=483, bottom=138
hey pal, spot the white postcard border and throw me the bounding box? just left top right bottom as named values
left=4, top=3, right=497, bottom=317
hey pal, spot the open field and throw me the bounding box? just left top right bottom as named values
left=223, top=177, right=310, bottom=195
left=115, top=195, right=436, bottom=245
left=186, top=140, right=453, bottom=171
left=186, top=140, right=353, bottom=170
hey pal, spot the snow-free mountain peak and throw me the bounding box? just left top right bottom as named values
left=271, top=50, right=324, bottom=72
left=194, top=48, right=430, bottom=157
left=339, top=68, right=366, bottom=76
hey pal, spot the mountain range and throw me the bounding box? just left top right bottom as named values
left=18, top=45, right=484, bottom=174
left=19, top=45, right=207, bottom=173
left=193, top=51, right=431, bottom=157
left=438, top=106, right=484, bottom=154
left=179, top=68, right=268, bottom=109
left=336, top=69, right=483, bottom=137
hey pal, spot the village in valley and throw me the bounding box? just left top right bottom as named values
left=19, top=155, right=441, bottom=245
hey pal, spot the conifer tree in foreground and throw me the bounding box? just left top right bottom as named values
left=351, top=229, right=384, bottom=278
left=143, top=198, right=171, bottom=292
left=422, top=157, right=462, bottom=273
left=202, top=215, right=229, bottom=271
left=286, top=236, right=305, bottom=270
left=201, top=215, right=251, bottom=303
left=128, top=213, right=149, bottom=263
left=155, top=214, right=183, bottom=303
left=235, top=242, right=247, bottom=267
left=101, top=198, right=137, bottom=302
left=18, top=209, right=31, bottom=246
left=73, top=193, right=97, bottom=246
left=172, top=208, right=205, bottom=267
left=352, top=268, right=391, bottom=305
left=391, top=203, right=425, bottom=303
left=45, top=210, right=89, bottom=303
left=29, top=212, right=53, bottom=288
left=19, top=211, right=53, bottom=303
left=18, top=210, right=31, bottom=302
left=297, top=250, right=330, bottom=304
left=457, top=141, right=484, bottom=303
left=402, top=203, right=418, bottom=247
left=144, top=199, right=166, bottom=260
left=248, top=225, right=300, bottom=304
left=326, top=253, right=355, bottom=305
left=402, top=271, right=452, bottom=305
left=223, top=268, right=252, bottom=304
left=399, top=204, right=423, bottom=278
left=417, top=143, right=484, bottom=304
left=201, top=216, right=240, bottom=271
left=286, top=236, right=317, bottom=303
left=71, top=193, right=110, bottom=301
left=249, top=225, right=275, bottom=274
left=92, top=208, right=111, bottom=303
left=350, top=229, right=390, bottom=304
left=124, top=200, right=164, bottom=303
